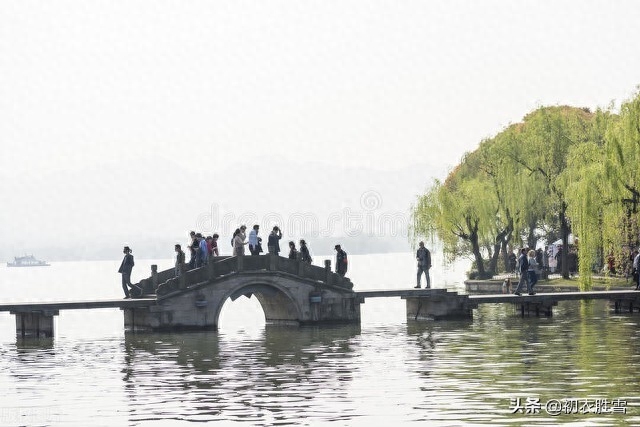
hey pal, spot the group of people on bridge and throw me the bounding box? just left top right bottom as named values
left=118, top=226, right=350, bottom=298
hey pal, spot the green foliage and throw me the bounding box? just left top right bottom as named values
left=413, top=90, right=640, bottom=287
left=414, top=105, right=602, bottom=281
left=413, top=163, right=499, bottom=275
left=563, top=141, right=606, bottom=290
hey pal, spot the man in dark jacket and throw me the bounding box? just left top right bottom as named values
left=299, top=240, right=312, bottom=264
left=118, top=246, right=135, bottom=298
left=415, top=241, right=431, bottom=288
left=335, top=244, right=348, bottom=276
left=513, top=248, right=531, bottom=296
left=268, top=226, right=283, bottom=255
left=174, top=244, right=186, bottom=277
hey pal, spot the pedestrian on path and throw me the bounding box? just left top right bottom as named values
left=527, top=249, right=538, bottom=294
left=513, top=248, right=531, bottom=296
left=415, top=241, right=431, bottom=289
left=118, top=246, right=138, bottom=298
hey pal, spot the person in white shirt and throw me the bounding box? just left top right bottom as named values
left=248, top=225, right=262, bottom=255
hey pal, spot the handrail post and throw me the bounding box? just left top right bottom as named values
left=324, top=260, right=333, bottom=286
left=151, top=265, right=158, bottom=291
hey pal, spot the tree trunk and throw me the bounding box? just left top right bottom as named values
left=560, top=203, right=571, bottom=279
left=471, top=232, right=485, bottom=278
left=527, top=218, right=537, bottom=249
left=489, top=226, right=510, bottom=276
left=467, top=217, right=485, bottom=278
left=501, top=240, right=510, bottom=273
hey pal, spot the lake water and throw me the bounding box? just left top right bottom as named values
left=1, top=252, right=639, bottom=426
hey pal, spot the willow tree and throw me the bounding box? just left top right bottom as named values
left=500, top=106, right=595, bottom=279
left=563, top=139, right=607, bottom=290
left=472, top=132, right=530, bottom=273
left=474, top=143, right=515, bottom=274
left=603, top=91, right=640, bottom=270
left=413, top=165, right=499, bottom=278
left=489, top=125, right=551, bottom=251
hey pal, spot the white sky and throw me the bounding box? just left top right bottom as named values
left=1, top=0, right=640, bottom=254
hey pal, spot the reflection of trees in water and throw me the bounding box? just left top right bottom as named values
left=404, top=301, right=640, bottom=423
left=121, top=324, right=361, bottom=424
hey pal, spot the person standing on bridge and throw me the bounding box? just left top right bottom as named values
left=188, top=231, right=197, bottom=269
left=415, top=241, right=431, bottom=289
left=335, top=244, right=348, bottom=276
left=212, top=233, right=220, bottom=257
left=196, top=233, right=208, bottom=267
left=118, top=246, right=135, bottom=298
left=249, top=224, right=262, bottom=255
left=268, top=226, right=283, bottom=255
left=288, top=241, right=298, bottom=260
left=299, top=240, right=312, bottom=264
left=513, top=248, right=531, bottom=296
left=174, top=244, right=186, bottom=277
left=233, top=227, right=248, bottom=256
left=206, top=236, right=213, bottom=258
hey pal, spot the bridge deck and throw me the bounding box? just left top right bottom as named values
left=2, top=290, right=638, bottom=313
left=355, top=289, right=640, bottom=303
left=355, top=289, right=449, bottom=298
left=0, top=297, right=157, bottom=313
left=470, top=290, right=640, bottom=304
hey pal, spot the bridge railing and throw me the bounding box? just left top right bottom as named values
left=149, top=255, right=353, bottom=297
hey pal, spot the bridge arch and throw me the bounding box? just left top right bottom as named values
left=143, top=258, right=360, bottom=331
left=214, top=277, right=304, bottom=327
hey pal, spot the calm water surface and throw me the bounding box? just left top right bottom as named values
left=1, top=253, right=640, bottom=426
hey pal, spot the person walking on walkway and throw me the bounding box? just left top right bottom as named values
left=527, top=249, right=538, bottom=295
left=118, top=246, right=136, bottom=298
left=514, top=248, right=531, bottom=296
left=415, top=241, right=431, bottom=288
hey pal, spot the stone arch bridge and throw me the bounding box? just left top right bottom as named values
left=126, top=255, right=360, bottom=331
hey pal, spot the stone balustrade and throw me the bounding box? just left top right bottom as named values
left=145, top=254, right=353, bottom=299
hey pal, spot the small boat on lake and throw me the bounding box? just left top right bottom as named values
left=7, top=255, right=50, bottom=267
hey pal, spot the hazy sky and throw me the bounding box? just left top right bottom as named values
left=2, top=1, right=640, bottom=256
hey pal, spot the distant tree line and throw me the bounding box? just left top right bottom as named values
left=412, top=89, right=640, bottom=290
